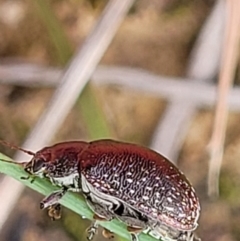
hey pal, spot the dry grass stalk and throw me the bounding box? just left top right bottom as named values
left=208, top=0, right=240, bottom=198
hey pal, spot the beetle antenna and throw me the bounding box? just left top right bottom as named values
left=0, top=158, right=28, bottom=167
left=0, top=140, right=35, bottom=156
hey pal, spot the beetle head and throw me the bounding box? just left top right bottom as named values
left=0, top=140, right=49, bottom=180
left=24, top=156, right=48, bottom=178
left=23, top=147, right=54, bottom=178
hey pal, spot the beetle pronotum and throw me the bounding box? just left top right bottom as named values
left=0, top=139, right=201, bottom=241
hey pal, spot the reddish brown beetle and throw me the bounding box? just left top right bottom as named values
left=0, top=139, right=200, bottom=241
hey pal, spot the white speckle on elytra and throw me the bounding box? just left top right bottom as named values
left=146, top=187, right=152, bottom=191
left=182, top=201, right=187, bottom=206
left=93, top=182, right=100, bottom=187
left=128, top=163, right=134, bottom=168
left=129, top=199, right=136, bottom=204
left=151, top=212, right=158, bottom=217
left=127, top=178, right=133, bottom=183
left=165, top=206, right=174, bottom=212
left=171, top=194, right=178, bottom=199
left=155, top=192, right=160, bottom=198
left=129, top=189, right=135, bottom=194
left=167, top=197, right=173, bottom=203
left=142, top=196, right=149, bottom=200
left=178, top=213, right=186, bottom=218
left=181, top=219, right=187, bottom=224
left=185, top=190, right=189, bottom=195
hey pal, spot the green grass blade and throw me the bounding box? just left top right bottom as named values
left=34, top=0, right=73, bottom=65
left=78, top=85, right=112, bottom=139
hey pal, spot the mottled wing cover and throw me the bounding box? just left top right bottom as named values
left=80, top=140, right=200, bottom=231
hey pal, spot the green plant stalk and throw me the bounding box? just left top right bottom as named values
left=0, top=154, right=158, bottom=241
left=34, top=0, right=73, bottom=65
left=77, top=85, right=112, bottom=139
left=34, top=0, right=112, bottom=139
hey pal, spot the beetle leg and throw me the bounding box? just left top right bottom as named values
left=130, top=233, right=138, bottom=241
left=86, top=212, right=113, bottom=241
left=40, top=188, right=67, bottom=209
left=193, top=233, right=201, bottom=241
left=86, top=221, right=99, bottom=241
left=85, top=196, right=114, bottom=221
left=127, top=226, right=143, bottom=241
left=179, top=231, right=201, bottom=241
left=48, top=203, right=62, bottom=221
left=21, top=175, right=35, bottom=183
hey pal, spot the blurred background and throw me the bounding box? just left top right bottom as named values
left=0, top=0, right=240, bottom=241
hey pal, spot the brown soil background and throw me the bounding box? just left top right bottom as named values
left=0, top=1, right=240, bottom=241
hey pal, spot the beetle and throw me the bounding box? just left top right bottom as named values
left=0, top=139, right=200, bottom=241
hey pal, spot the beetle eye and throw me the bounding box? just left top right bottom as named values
left=33, top=158, right=46, bottom=173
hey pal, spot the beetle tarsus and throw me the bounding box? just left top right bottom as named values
left=192, top=233, right=201, bottom=241
left=86, top=221, right=99, bottom=241
left=20, top=175, right=35, bottom=184
left=130, top=233, right=139, bottom=241
left=48, top=203, right=62, bottom=221
left=127, top=226, right=143, bottom=241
